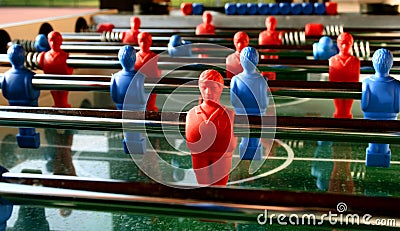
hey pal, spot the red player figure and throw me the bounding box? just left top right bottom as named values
left=186, top=69, right=237, bottom=186
left=226, top=31, right=249, bottom=79
left=195, top=11, right=215, bottom=35
left=121, top=16, right=141, bottom=44
left=258, top=16, right=283, bottom=46
left=329, top=32, right=360, bottom=118
left=38, top=31, right=73, bottom=108
left=258, top=16, right=282, bottom=59
left=134, top=32, right=161, bottom=111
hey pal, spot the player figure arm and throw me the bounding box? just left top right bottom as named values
left=361, top=81, right=370, bottom=111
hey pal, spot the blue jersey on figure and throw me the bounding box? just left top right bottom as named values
left=230, top=47, right=269, bottom=160
left=2, top=44, right=41, bottom=148
left=168, top=35, right=192, bottom=57
left=361, top=48, right=400, bottom=167
left=313, top=36, right=339, bottom=60
left=110, top=45, right=146, bottom=111
left=110, top=45, right=147, bottom=154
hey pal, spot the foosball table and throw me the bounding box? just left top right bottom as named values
left=0, top=6, right=400, bottom=230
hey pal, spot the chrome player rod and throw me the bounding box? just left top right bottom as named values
left=0, top=173, right=398, bottom=220
left=0, top=74, right=361, bottom=99
left=1, top=53, right=400, bottom=80
left=0, top=106, right=399, bottom=144
left=0, top=52, right=393, bottom=70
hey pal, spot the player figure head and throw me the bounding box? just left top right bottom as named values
left=199, top=69, right=224, bottom=104
left=8, top=44, right=25, bottom=69
left=240, top=47, right=259, bottom=73
left=265, top=16, right=277, bottom=31
left=337, top=32, right=353, bottom=56
left=318, top=36, right=334, bottom=50
left=118, top=45, right=136, bottom=72
left=202, top=11, right=212, bottom=24
left=35, top=34, right=50, bottom=52
left=372, top=48, right=393, bottom=78
left=233, top=31, right=249, bottom=54
left=138, top=32, right=152, bottom=53
left=130, top=16, right=141, bottom=31
left=48, top=31, right=63, bottom=52
left=169, top=35, right=182, bottom=47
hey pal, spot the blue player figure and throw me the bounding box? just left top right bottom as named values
left=313, top=36, right=339, bottom=60
left=35, top=34, right=50, bottom=52
left=1, top=44, right=40, bottom=148
left=0, top=197, right=13, bottom=231
left=361, top=48, right=400, bottom=167
left=311, top=141, right=334, bottom=191
left=168, top=35, right=192, bottom=57
left=230, top=47, right=269, bottom=160
left=110, top=45, right=147, bottom=154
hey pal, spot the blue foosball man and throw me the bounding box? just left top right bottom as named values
left=230, top=47, right=269, bottom=160
left=361, top=48, right=400, bottom=167
left=1, top=44, right=41, bottom=148
left=110, top=45, right=147, bottom=154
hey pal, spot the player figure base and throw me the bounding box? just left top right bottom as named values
left=16, top=133, right=40, bottom=148
left=366, top=149, right=391, bottom=167
left=52, top=103, right=71, bottom=108
left=239, top=143, right=262, bottom=160
left=333, top=113, right=352, bottom=119
left=123, top=138, right=146, bottom=154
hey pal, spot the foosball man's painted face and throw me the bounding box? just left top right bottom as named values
left=199, top=69, right=224, bottom=104
left=337, top=32, right=353, bottom=56
left=233, top=31, right=249, bottom=54
left=48, top=31, right=63, bottom=52
left=240, top=47, right=259, bottom=73
left=118, top=45, right=136, bottom=72
left=7, top=44, right=25, bottom=69
left=372, top=48, right=393, bottom=77
left=138, top=32, right=152, bottom=52
left=130, top=16, right=141, bottom=31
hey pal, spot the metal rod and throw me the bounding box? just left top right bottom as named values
left=0, top=182, right=259, bottom=224
left=60, top=30, right=400, bottom=42
left=2, top=51, right=399, bottom=76
left=0, top=107, right=398, bottom=143
left=1, top=173, right=399, bottom=219
left=0, top=73, right=363, bottom=99
left=8, top=37, right=400, bottom=56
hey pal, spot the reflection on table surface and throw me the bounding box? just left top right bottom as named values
left=1, top=125, right=400, bottom=228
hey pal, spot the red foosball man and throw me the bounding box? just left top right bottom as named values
left=258, top=16, right=283, bottom=46
left=186, top=69, right=237, bottom=186
left=121, top=16, right=141, bottom=44
left=195, top=11, right=215, bottom=35
left=38, top=31, right=73, bottom=108
left=258, top=16, right=283, bottom=59
left=134, top=32, right=161, bottom=111
left=328, top=32, right=360, bottom=118
left=226, top=31, right=249, bottom=79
